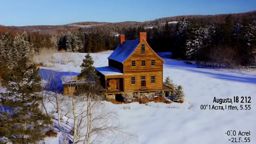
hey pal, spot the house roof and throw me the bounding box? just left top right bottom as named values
left=96, top=66, right=123, bottom=76
left=108, top=39, right=139, bottom=63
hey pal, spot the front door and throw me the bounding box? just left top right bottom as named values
left=108, top=79, right=118, bottom=91
left=107, top=78, right=122, bottom=91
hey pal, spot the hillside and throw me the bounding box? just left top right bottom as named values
left=1, top=10, right=256, bottom=66
left=0, top=11, right=255, bottom=34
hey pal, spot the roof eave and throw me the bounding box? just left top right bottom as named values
left=108, top=57, right=124, bottom=64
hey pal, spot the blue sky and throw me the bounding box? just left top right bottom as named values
left=0, top=0, right=256, bottom=26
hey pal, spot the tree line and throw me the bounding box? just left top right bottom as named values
left=58, top=30, right=118, bottom=52
left=123, top=15, right=256, bottom=66
left=0, top=14, right=255, bottom=66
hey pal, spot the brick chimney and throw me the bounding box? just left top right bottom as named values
left=119, top=34, right=125, bottom=44
left=139, top=32, right=147, bottom=42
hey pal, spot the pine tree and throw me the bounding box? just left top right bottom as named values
left=240, top=20, right=256, bottom=65
left=71, top=31, right=84, bottom=52
left=0, top=61, right=52, bottom=143
left=0, top=33, right=14, bottom=70
left=172, top=19, right=188, bottom=59
left=164, top=77, right=185, bottom=103
left=164, top=76, right=171, bottom=85
left=174, top=86, right=185, bottom=103
left=65, top=32, right=73, bottom=52
left=78, top=53, right=97, bottom=81
left=0, top=32, right=33, bottom=70
left=185, top=25, right=215, bottom=60
left=13, top=32, right=34, bottom=64
left=164, top=77, right=175, bottom=96
left=0, top=34, right=52, bottom=143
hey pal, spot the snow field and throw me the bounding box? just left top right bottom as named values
left=39, top=51, right=256, bottom=144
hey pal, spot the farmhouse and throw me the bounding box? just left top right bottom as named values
left=96, top=32, right=165, bottom=101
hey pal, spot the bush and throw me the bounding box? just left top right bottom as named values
left=164, top=77, right=185, bottom=103
left=173, top=86, right=185, bottom=103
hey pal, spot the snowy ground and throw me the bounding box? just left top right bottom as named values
left=38, top=51, right=256, bottom=144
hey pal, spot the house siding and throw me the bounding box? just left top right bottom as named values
left=123, top=71, right=163, bottom=92
left=122, top=41, right=163, bottom=92
left=123, top=42, right=163, bottom=73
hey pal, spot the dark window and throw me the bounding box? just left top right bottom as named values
left=151, top=60, right=156, bottom=66
left=131, top=77, right=136, bottom=84
left=131, top=60, right=136, bottom=66
left=141, top=76, right=146, bottom=87
left=141, top=60, right=146, bottom=66
left=151, top=76, right=156, bottom=83
left=141, top=44, right=145, bottom=54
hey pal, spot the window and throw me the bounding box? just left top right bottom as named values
left=141, top=44, right=145, bottom=54
left=131, top=77, right=136, bottom=84
left=151, top=60, right=156, bottom=66
left=141, top=60, right=146, bottom=66
left=141, top=76, right=146, bottom=87
left=151, top=76, right=156, bottom=83
left=131, top=60, right=136, bottom=66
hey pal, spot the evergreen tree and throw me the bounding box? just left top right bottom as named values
left=69, top=30, right=85, bottom=52
left=172, top=19, right=188, bottom=59
left=164, top=76, right=171, bottom=85
left=0, top=34, right=52, bottom=143
left=173, top=86, right=185, bottom=103
left=65, top=33, right=73, bottom=52
left=0, top=33, right=13, bottom=75
left=58, top=35, right=67, bottom=50
left=185, top=25, right=215, bottom=60
left=0, top=32, right=33, bottom=70
left=164, top=77, right=185, bottom=103
left=78, top=53, right=98, bottom=81
left=0, top=61, right=52, bottom=143
left=164, top=77, right=175, bottom=96
left=13, top=32, right=34, bottom=63
left=240, top=20, right=256, bottom=65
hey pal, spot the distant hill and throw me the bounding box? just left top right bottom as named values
left=0, top=10, right=255, bottom=35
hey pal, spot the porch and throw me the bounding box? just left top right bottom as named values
left=96, top=66, right=124, bottom=92
left=105, top=78, right=124, bottom=92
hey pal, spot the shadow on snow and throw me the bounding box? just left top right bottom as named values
left=163, top=57, right=256, bottom=84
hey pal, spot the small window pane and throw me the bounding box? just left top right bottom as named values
left=151, top=60, right=156, bottom=66
left=141, top=44, right=145, bottom=54
left=132, top=60, right=136, bottom=66
left=151, top=76, right=156, bottom=83
left=141, top=76, right=146, bottom=86
left=141, top=60, right=146, bottom=66
left=131, top=77, right=136, bottom=84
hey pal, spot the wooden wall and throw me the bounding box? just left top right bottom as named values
left=122, top=41, right=163, bottom=92
left=123, top=71, right=163, bottom=92
left=63, top=85, right=76, bottom=96
left=123, top=42, right=163, bottom=73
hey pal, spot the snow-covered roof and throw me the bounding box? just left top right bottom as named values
left=96, top=66, right=123, bottom=76
left=108, top=39, right=139, bottom=63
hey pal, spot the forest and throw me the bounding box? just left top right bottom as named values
left=0, top=11, right=256, bottom=66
